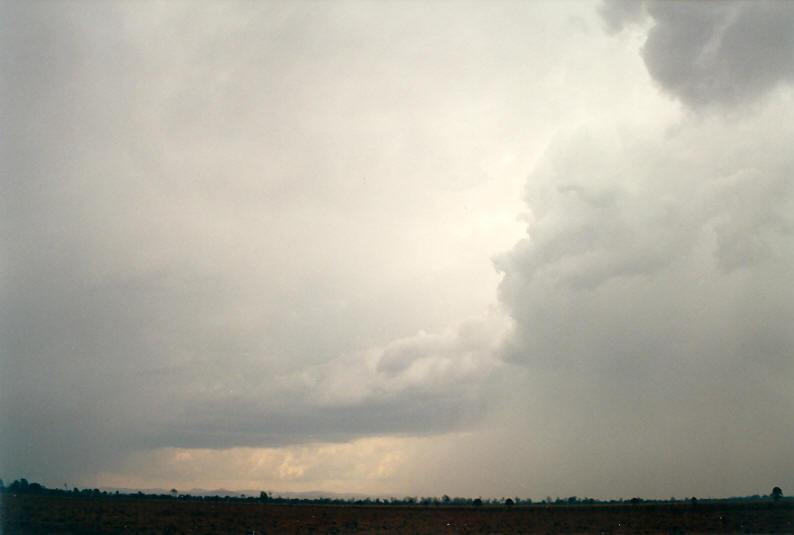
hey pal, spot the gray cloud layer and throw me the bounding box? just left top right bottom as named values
left=1, top=0, right=539, bottom=484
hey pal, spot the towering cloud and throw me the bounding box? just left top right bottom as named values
left=485, top=1, right=794, bottom=497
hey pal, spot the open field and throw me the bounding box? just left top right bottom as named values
left=2, top=494, right=792, bottom=534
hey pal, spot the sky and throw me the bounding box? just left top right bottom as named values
left=2, top=1, right=793, bottom=500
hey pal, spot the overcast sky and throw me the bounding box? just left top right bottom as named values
left=2, top=1, right=793, bottom=500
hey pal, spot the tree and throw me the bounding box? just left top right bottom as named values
left=442, top=494, right=451, bottom=504
left=771, top=486, right=783, bottom=502
left=9, top=479, right=29, bottom=492
left=505, top=498, right=514, bottom=508
left=472, top=498, right=483, bottom=507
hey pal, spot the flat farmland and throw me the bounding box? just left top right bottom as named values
left=2, top=495, right=792, bottom=534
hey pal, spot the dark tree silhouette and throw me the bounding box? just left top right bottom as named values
left=472, top=498, right=482, bottom=507
left=9, top=479, right=29, bottom=492
left=505, top=498, right=514, bottom=507
left=771, top=486, right=783, bottom=501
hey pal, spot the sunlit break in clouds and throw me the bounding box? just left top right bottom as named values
left=2, top=0, right=792, bottom=500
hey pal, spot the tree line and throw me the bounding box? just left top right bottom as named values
left=0, top=478, right=785, bottom=506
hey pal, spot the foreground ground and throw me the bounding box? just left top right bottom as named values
left=2, top=494, right=792, bottom=534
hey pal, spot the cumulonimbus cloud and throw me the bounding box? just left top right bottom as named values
left=490, top=97, right=794, bottom=495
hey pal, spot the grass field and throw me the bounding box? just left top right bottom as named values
left=2, top=494, right=792, bottom=534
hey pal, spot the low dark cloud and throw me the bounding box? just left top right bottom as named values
left=162, top=392, right=487, bottom=450
left=601, top=1, right=794, bottom=108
